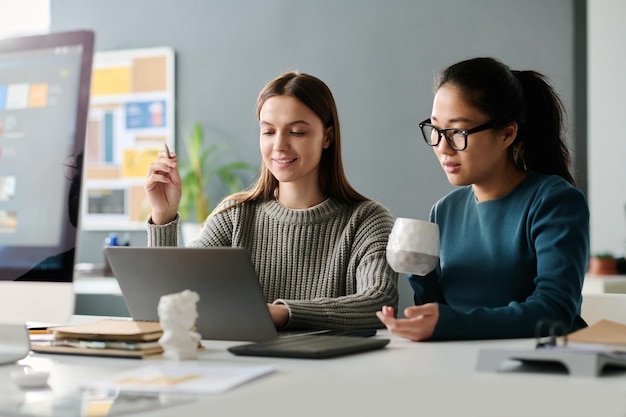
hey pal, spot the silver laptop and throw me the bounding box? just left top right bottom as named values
left=105, top=246, right=389, bottom=358
left=105, top=246, right=278, bottom=342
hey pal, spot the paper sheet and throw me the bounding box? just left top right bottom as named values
left=567, top=319, right=626, bottom=346
left=83, top=362, right=276, bottom=394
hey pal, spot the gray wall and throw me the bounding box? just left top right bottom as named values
left=588, top=0, right=626, bottom=257
left=52, top=0, right=578, bottom=312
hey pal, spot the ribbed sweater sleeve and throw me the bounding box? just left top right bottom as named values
left=146, top=214, right=180, bottom=247
left=147, top=198, right=398, bottom=330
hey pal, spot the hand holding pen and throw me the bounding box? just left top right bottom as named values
left=144, top=142, right=183, bottom=225
left=163, top=143, right=173, bottom=160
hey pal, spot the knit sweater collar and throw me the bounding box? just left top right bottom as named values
left=263, top=197, right=344, bottom=225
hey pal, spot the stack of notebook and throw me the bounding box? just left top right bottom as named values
left=30, top=319, right=166, bottom=359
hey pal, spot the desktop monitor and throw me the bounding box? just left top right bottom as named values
left=0, top=30, right=94, bottom=364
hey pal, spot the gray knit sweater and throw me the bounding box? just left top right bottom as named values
left=147, top=197, right=399, bottom=330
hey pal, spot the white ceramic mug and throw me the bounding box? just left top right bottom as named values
left=386, top=217, right=439, bottom=275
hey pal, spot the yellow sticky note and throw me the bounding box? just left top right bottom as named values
left=91, top=67, right=131, bottom=96
left=122, top=148, right=159, bottom=178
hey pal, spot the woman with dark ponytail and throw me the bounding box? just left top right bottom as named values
left=377, top=57, right=590, bottom=340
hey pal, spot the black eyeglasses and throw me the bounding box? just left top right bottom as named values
left=419, top=118, right=496, bottom=151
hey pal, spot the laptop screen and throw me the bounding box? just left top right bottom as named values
left=0, top=30, right=94, bottom=281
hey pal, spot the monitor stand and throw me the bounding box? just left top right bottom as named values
left=0, top=323, right=30, bottom=365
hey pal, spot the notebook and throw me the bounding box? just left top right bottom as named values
left=104, top=246, right=388, bottom=360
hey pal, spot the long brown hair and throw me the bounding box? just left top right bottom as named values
left=215, top=71, right=368, bottom=213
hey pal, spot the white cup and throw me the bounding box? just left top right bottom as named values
left=386, top=217, right=439, bottom=275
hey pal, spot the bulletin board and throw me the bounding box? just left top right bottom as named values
left=81, top=47, right=175, bottom=230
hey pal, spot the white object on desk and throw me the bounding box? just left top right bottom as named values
left=83, top=362, right=276, bottom=394
left=477, top=345, right=626, bottom=377
left=0, top=324, right=30, bottom=366
left=582, top=274, right=626, bottom=294
left=10, top=366, right=49, bottom=388
left=582, top=293, right=626, bottom=325
left=158, top=290, right=202, bottom=360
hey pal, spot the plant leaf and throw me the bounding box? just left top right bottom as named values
left=178, top=122, right=257, bottom=221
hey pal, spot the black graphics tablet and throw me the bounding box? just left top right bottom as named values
left=228, top=334, right=390, bottom=359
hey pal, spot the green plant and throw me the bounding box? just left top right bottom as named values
left=178, top=123, right=256, bottom=222
left=592, top=252, right=615, bottom=259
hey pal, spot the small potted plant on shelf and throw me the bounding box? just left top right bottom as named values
left=178, top=123, right=256, bottom=243
left=587, top=252, right=619, bottom=276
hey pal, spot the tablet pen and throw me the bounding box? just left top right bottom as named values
left=164, top=143, right=173, bottom=159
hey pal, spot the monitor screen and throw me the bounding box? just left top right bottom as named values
left=0, top=30, right=93, bottom=283
left=0, top=30, right=94, bottom=364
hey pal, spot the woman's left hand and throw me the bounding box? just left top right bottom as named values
left=376, top=303, right=439, bottom=341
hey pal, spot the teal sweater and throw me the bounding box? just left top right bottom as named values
left=409, top=173, right=590, bottom=340
left=148, top=198, right=399, bottom=330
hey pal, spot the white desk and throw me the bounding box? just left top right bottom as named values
left=2, top=328, right=626, bottom=417
left=583, top=274, right=626, bottom=294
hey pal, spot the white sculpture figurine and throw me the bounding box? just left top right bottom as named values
left=157, top=289, right=201, bottom=360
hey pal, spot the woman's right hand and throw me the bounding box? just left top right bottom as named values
left=144, top=146, right=182, bottom=225
left=376, top=304, right=439, bottom=342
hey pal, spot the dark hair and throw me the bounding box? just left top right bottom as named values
left=217, top=71, right=367, bottom=210
left=436, top=57, right=574, bottom=185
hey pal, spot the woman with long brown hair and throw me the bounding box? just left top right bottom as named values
left=146, top=71, right=398, bottom=330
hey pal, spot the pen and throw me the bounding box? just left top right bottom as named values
left=164, top=143, right=173, bottom=159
